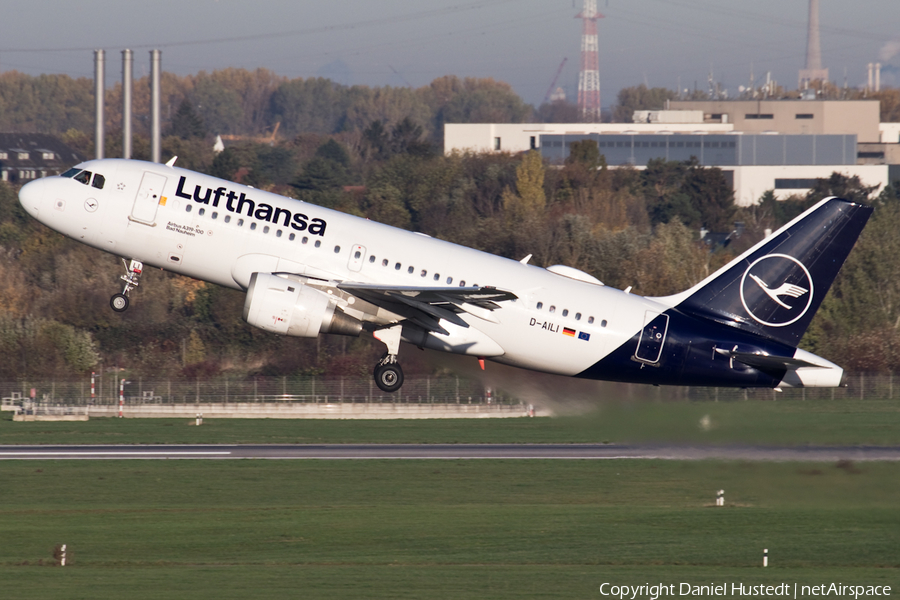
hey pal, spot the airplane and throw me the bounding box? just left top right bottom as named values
left=18, top=157, right=871, bottom=393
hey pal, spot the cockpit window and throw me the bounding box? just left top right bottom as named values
left=73, top=170, right=92, bottom=185
left=91, top=174, right=105, bottom=189
left=61, top=168, right=81, bottom=178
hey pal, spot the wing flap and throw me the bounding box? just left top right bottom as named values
left=338, top=283, right=517, bottom=334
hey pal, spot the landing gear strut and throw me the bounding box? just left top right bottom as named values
left=373, top=324, right=404, bottom=393
left=110, top=259, right=143, bottom=313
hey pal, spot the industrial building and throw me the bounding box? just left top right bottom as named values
left=444, top=99, right=898, bottom=207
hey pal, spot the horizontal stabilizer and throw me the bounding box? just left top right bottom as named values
left=714, top=348, right=822, bottom=371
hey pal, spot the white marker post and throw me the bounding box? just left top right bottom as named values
left=61, top=544, right=66, bottom=567
left=118, top=378, right=124, bottom=418
left=90, top=372, right=95, bottom=404
left=716, top=489, right=724, bottom=506
left=763, top=548, right=768, bottom=567
left=196, top=413, right=202, bottom=426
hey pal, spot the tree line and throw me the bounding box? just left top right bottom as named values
left=1, top=68, right=900, bottom=381
left=0, top=135, right=897, bottom=380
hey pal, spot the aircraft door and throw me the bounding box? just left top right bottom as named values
left=634, top=311, right=669, bottom=364
left=348, top=244, right=366, bottom=272
left=131, top=172, right=167, bottom=224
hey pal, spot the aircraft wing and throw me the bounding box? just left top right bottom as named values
left=337, top=283, right=517, bottom=335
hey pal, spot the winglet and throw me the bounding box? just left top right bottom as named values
left=519, top=254, right=532, bottom=265
left=165, top=156, right=178, bottom=167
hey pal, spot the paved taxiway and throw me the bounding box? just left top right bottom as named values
left=1, top=444, right=899, bottom=461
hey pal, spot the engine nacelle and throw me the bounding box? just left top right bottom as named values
left=243, top=273, right=363, bottom=338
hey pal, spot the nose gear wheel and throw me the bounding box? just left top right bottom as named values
left=110, top=259, right=143, bottom=312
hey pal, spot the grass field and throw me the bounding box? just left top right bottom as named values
left=3, top=396, right=900, bottom=446
left=2, top=398, right=898, bottom=598
left=0, top=460, right=897, bottom=599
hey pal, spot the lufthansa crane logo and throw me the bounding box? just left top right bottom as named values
left=739, top=254, right=814, bottom=327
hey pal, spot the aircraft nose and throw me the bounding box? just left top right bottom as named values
left=18, top=178, right=45, bottom=218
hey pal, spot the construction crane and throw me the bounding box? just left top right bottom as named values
left=543, top=58, right=568, bottom=104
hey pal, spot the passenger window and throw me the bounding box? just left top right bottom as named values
left=562, top=309, right=569, bottom=317
left=302, top=237, right=308, bottom=244
left=263, top=226, right=269, bottom=233
left=354, top=250, right=361, bottom=259
left=369, top=256, right=376, bottom=263
left=91, top=174, right=105, bottom=189
left=250, top=222, right=256, bottom=230
left=186, top=205, right=193, bottom=213
left=407, top=266, right=414, bottom=274
left=395, top=263, right=401, bottom=270
left=434, top=273, right=440, bottom=281
left=549, top=306, right=556, bottom=313
left=588, top=316, right=595, bottom=324
left=537, top=302, right=543, bottom=310
left=601, top=320, right=608, bottom=327
left=421, top=269, right=427, bottom=277
left=224, top=215, right=231, bottom=223
left=289, top=233, right=295, bottom=241
left=314, top=240, right=321, bottom=248
left=237, top=219, right=244, bottom=226
left=335, top=246, right=341, bottom=253
left=446, top=277, right=453, bottom=284
left=74, top=170, right=91, bottom=185
left=276, top=230, right=282, bottom=238
left=575, top=313, right=582, bottom=321
left=212, top=212, right=218, bottom=219
left=198, top=208, right=205, bottom=216
left=382, top=259, right=388, bottom=267
left=459, top=280, right=466, bottom=287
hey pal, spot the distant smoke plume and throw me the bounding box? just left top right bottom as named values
left=879, top=39, right=900, bottom=62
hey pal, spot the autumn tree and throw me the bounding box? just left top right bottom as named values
left=611, top=84, right=678, bottom=123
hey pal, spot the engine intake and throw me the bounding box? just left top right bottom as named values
left=243, top=273, right=362, bottom=338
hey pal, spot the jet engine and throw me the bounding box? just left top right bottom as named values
left=243, top=273, right=362, bottom=338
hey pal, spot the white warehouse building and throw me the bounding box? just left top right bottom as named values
left=444, top=122, right=890, bottom=207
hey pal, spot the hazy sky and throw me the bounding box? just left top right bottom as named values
left=2, top=0, right=898, bottom=107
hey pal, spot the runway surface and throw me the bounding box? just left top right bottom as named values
left=1, top=444, right=900, bottom=461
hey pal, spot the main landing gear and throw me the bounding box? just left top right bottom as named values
left=373, top=324, right=404, bottom=393
left=110, top=259, right=143, bottom=313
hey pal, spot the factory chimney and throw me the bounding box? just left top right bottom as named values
left=798, top=0, right=828, bottom=89
left=150, top=49, right=161, bottom=163
left=122, top=49, right=133, bottom=159
left=94, top=50, right=105, bottom=159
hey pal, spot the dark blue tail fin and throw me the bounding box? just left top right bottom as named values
left=659, top=197, right=872, bottom=348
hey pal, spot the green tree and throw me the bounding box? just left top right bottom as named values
left=191, top=75, right=243, bottom=135
left=611, top=85, right=677, bottom=123
left=169, top=99, right=208, bottom=140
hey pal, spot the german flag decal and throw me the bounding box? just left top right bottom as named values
left=562, top=327, right=576, bottom=337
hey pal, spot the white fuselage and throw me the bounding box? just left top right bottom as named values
left=20, top=159, right=665, bottom=377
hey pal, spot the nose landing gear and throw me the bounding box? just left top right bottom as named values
left=110, top=259, right=143, bottom=313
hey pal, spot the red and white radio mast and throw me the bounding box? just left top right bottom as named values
left=577, top=0, right=603, bottom=122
